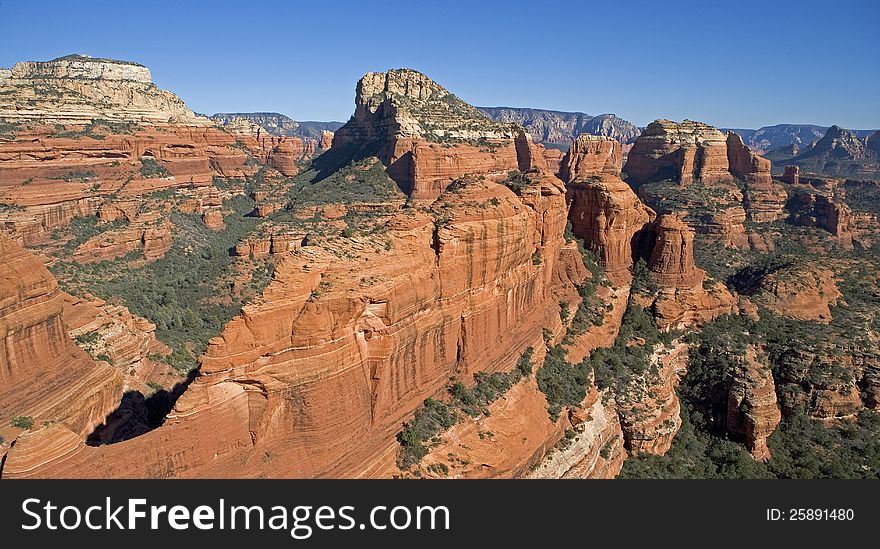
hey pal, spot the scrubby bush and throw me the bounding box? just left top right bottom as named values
left=397, top=398, right=458, bottom=469
left=11, top=415, right=34, bottom=430
left=139, top=157, right=170, bottom=178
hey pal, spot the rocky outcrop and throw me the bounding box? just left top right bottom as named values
left=702, top=206, right=751, bottom=248
left=332, top=69, right=544, bottom=200
left=0, top=236, right=122, bottom=461
left=726, top=346, right=781, bottom=461
left=624, top=120, right=734, bottom=186
left=754, top=265, right=841, bottom=323
left=0, top=55, right=208, bottom=125
left=782, top=165, right=800, bottom=185
left=72, top=214, right=172, bottom=263
left=774, top=348, right=867, bottom=420
left=526, top=389, right=626, bottom=479
left=617, top=342, right=687, bottom=455
left=62, top=293, right=174, bottom=393
left=624, top=121, right=782, bottom=208
left=727, top=132, right=772, bottom=187
left=566, top=174, right=654, bottom=284
left=265, top=137, right=306, bottom=176
left=320, top=130, right=334, bottom=149
left=542, top=147, right=565, bottom=175
left=743, top=183, right=788, bottom=222
left=559, top=134, right=621, bottom=182
left=728, top=132, right=788, bottom=222
left=647, top=213, right=700, bottom=288
left=652, top=280, right=738, bottom=332
left=787, top=190, right=854, bottom=247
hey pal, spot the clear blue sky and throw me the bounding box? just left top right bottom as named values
left=1, top=0, right=878, bottom=129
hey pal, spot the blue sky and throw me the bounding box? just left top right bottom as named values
left=1, top=0, right=878, bottom=129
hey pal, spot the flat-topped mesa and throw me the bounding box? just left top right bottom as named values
left=332, top=69, right=543, bottom=199
left=559, top=134, right=622, bottom=182
left=210, top=112, right=299, bottom=136
left=0, top=54, right=208, bottom=125
left=10, top=55, right=152, bottom=82
left=647, top=213, right=701, bottom=289
left=624, top=119, right=733, bottom=186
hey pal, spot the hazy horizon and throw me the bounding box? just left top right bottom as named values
left=1, top=0, right=878, bottom=130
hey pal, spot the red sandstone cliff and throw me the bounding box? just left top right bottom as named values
left=726, top=346, right=781, bottom=461
left=624, top=120, right=733, bottom=186
left=0, top=236, right=122, bottom=466
left=331, top=69, right=544, bottom=200
left=559, top=134, right=622, bottom=182
left=566, top=175, right=654, bottom=285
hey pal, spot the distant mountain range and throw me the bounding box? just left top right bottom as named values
left=722, top=124, right=878, bottom=155
left=209, top=112, right=344, bottom=140
left=477, top=107, right=641, bottom=148
left=762, top=125, right=880, bottom=178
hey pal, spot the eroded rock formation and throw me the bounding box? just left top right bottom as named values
left=566, top=175, right=654, bottom=284
left=754, top=264, right=841, bottom=323
left=332, top=69, right=544, bottom=200
left=1, top=170, right=580, bottom=478
left=624, top=120, right=734, bottom=186
left=0, top=236, right=122, bottom=462
left=647, top=213, right=700, bottom=288
left=0, top=55, right=309, bottom=244
left=559, top=134, right=621, bottom=182
left=726, top=346, right=781, bottom=461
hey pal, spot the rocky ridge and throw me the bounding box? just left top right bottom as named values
left=478, top=106, right=640, bottom=147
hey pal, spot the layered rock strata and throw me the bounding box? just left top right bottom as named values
left=1, top=171, right=579, bottom=478
left=726, top=346, right=781, bottom=461
left=566, top=175, right=654, bottom=284
left=0, top=236, right=123, bottom=461
left=624, top=120, right=734, bottom=186
left=559, top=134, right=621, bottom=182
left=332, top=69, right=544, bottom=200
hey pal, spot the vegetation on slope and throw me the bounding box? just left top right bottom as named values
left=396, top=348, right=535, bottom=470
left=50, top=192, right=269, bottom=373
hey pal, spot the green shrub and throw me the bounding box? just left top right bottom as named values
left=536, top=345, right=593, bottom=420
left=397, top=398, right=458, bottom=469
left=517, top=346, right=534, bottom=377
left=53, top=170, right=96, bottom=182
left=140, top=157, right=171, bottom=178
left=75, top=331, right=100, bottom=345
left=11, top=415, right=34, bottom=430
left=51, top=194, right=265, bottom=373
left=631, top=258, right=657, bottom=295
left=501, top=170, right=531, bottom=195
left=426, top=463, right=449, bottom=476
